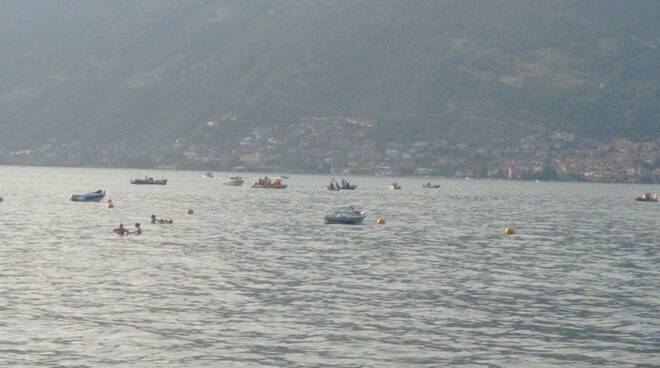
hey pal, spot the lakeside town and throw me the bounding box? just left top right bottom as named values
left=2, top=117, right=659, bottom=184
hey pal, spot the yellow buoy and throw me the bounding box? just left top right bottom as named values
left=187, top=208, right=194, bottom=215
left=376, top=217, right=385, bottom=225
left=108, top=203, right=114, bottom=209
left=504, top=227, right=515, bottom=235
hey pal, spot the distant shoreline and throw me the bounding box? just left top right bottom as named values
left=1, top=162, right=658, bottom=186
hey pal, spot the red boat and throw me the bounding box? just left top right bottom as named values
left=635, top=192, right=658, bottom=202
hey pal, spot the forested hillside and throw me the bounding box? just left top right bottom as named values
left=0, top=1, right=658, bottom=179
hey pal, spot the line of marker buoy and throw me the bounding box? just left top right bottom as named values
left=99, top=185, right=518, bottom=236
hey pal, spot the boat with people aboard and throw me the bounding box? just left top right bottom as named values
left=422, top=182, right=441, bottom=188
left=130, top=176, right=168, bottom=185
left=635, top=192, right=658, bottom=202
left=252, top=176, right=287, bottom=189
left=327, top=178, right=357, bottom=191
left=324, top=206, right=367, bottom=224
left=223, top=176, right=245, bottom=186
left=70, top=189, right=105, bottom=202
left=202, top=172, right=215, bottom=178
left=389, top=182, right=402, bottom=190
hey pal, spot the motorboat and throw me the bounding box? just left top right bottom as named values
left=327, top=178, right=357, bottom=191
left=324, top=206, right=367, bottom=224
left=635, top=192, right=658, bottom=202
left=131, top=177, right=168, bottom=185
left=202, top=172, right=215, bottom=178
left=422, top=182, right=441, bottom=188
left=389, top=182, right=402, bottom=190
left=252, top=176, right=287, bottom=189
left=223, top=176, right=245, bottom=186
left=339, top=178, right=356, bottom=190
left=70, top=189, right=105, bottom=202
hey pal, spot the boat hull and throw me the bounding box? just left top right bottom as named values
left=223, top=180, right=244, bottom=186
left=635, top=197, right=658, bottom=202
left=327, top=185, right=357, bottom=191
left=324, top=216, right=366, bottom=224
left=70, top=190, right=105, bottom=202
left=131, top=179, right=168, bottom=185
left=252, top=184, right=287, bottom=189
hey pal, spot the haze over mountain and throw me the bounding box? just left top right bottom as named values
left=0, top=1, right=658, bottom=179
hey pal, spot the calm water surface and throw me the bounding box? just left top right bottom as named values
left=0, top=166, right=658, bottom=367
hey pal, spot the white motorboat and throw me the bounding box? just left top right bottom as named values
left=324, top=206, right=367, bottom=224
left=223, top=176, right=245, bottom=186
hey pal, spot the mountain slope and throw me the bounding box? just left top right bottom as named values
left=0, top=0, right=658, bottom=153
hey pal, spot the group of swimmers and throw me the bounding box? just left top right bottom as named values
left=113, top=223, right=141, bottom=236
left=113, top=215, right=173, bottom=236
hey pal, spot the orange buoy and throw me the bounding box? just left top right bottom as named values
left=504, top=227, right=515, bottom=235
left=376, top=217, right=385, bottom=225
left=187, top=208, right=194, bottom=215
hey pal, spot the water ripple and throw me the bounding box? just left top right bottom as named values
left=0, top=167, right=658, bottom=367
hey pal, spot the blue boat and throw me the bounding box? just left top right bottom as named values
left=70, top=189, right=105, bottom=202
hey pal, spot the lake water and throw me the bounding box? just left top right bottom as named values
left=0, top=166, right=658, bottom=367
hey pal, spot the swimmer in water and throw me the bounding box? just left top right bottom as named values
left=131, top=223, right=142, bottom=235
left=113, top=224, right=128, bottom=236
left=151, top=214, right=173, bottom=224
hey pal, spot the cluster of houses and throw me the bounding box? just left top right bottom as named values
left=1, top=118, right=658, bottom=184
